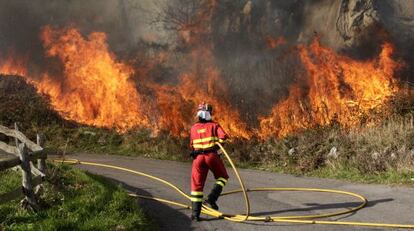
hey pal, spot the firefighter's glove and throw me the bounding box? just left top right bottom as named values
left=190, top=151, right=198, bottom=160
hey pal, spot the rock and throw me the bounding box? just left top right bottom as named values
left=390, top=152, right=397, bottom=160
left=409, top=149, right=414, bottom=158
left=83, top=131, right=96, bottom=136
left=114, top=225, right=126, bottom=231
left=336, top=0, right=379, bottom=46
left=242, top=1, right=252, bottom=16
left=371, top=151, right=380, bottom=160
left=98, top=136, right=106, bottom=145
left=327, top=147, right=338, bottom=159
left=288, top=148, right=295, bottom=156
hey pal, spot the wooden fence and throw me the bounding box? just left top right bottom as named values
left=0, top=124, right=47, bottom=210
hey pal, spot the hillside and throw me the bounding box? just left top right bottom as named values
left=1, top=75, right=414, bottom=184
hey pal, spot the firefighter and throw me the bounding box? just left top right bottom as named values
left=189, top=103, right=229, bottom=221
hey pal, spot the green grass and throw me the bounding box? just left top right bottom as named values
left=0, top=170, right=21, bottom=195
left=0, top=165, right=156, bottom=231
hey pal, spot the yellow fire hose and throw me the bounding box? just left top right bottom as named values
left=53, top=142, right=414, bottom=229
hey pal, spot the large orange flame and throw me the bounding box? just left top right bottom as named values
left=1, top=27, right=152, bottom=132
left=36, top=26, right=150, bottom=131
left=259, top=38, right=400, bottom=138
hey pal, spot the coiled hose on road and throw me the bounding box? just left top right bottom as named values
left=53, top=142, right=414, bottom=229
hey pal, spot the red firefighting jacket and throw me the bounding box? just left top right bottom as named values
left=190, top=121, right=227, bottom=151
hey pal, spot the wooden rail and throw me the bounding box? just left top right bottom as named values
left=0, top=124, right=47, bottom=210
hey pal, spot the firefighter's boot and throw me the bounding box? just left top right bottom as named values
left=205, top=184, right=223, bottom=210
left=191, top=201, right=202, bottom=221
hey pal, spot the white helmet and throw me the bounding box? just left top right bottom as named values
left=196, top=103, right=213, bottom=121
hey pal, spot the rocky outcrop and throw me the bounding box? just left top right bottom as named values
left=336, top=0, right=379, bottom=46
left=212, top=0, right=413, bottom=51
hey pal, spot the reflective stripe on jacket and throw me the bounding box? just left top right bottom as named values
left=190, top=121, right=227, bottom=151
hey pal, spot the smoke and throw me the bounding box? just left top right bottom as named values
left=0, top=0, right=166, bottom=61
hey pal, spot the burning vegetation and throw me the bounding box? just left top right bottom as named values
left=0, top=25, right=251, bottom=138
left=38, top=26, right=150, bottom=132
left=0, top=0, right=407, bottom=141
left=259, top=38, right=400, bottom=138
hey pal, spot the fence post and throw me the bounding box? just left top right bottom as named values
left=36, top=134, right=46, bottom=173
left=14, top=122, right=19, bottom=147
left=18, top=143, right=38, bottom=211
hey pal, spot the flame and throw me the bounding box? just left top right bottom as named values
left=176, top=67, right=251, bottom=139
left=0, top=54, right=28, bottom=77
left=266, top=36, right=287, bottom=49
left=0, top=0, right=251, bottom=138
left=147, top=67, right=251, bottom=138
left=0, top=23, right=251, bottom=138
left=3, top=26, right=150, bottom=131
left=259, top=38, right=400, bottom=138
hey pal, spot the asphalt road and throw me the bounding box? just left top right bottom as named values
left=58, top=153, right=414, bottom=231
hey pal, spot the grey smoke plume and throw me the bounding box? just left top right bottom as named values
left=0, top=0, right=165, bottom=59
